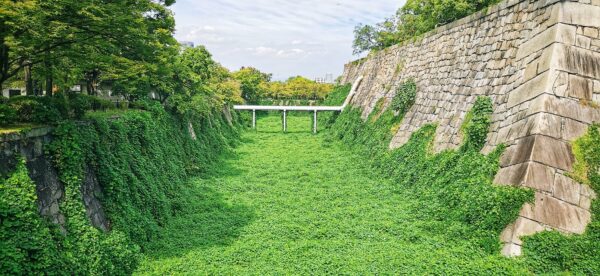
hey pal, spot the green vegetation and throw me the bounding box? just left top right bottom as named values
left=353, top=0, right=502, bottom=54
left=325, top=97, right=532, bottom=255
left=521, top=125, right=600, bottom=274
left=1, top=0, right=243, bottom=130
left=390, top=79, right=417, bottom=115
left=0, top=103, right=241, bottom=274
left=0, top=160, right=59, bottom=274
left=232, top=68, right=335, bottom=103
left=135, top=114, right=531, bottom=274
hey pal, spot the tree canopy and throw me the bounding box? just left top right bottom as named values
left=353, top=0, right=502, bottom=54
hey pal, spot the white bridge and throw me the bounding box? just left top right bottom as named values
left=233, top=76, right=363, bottom=133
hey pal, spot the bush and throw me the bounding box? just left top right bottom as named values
left=0, top=103, right=17, bottom=126
left=68, top=94, right=115, bottom=119
left=7, top=96, right=63, bottom=124
left=1, top=94, right=119, bottom=125
left=460, top=96, right=493, bottom=152
left=390, top=79, right=417, bottom=115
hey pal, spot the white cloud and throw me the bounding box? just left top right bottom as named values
left=171, top=0, right=404, bottom=80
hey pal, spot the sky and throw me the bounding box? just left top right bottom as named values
left=170, top=0, right=404, bottom=81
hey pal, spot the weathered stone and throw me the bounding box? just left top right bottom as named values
left=568, top=74, right=593, bottom=100
left=511, top=217, right=547, bottom=245
left=553, top=174, right=581, bottom=205
left=341, top=0, right=600, bottom=257
left=507, top=70, right=551, bottom=108
left=501, top=243, right=522, bottom=257
left=560, top=1, right=600, bottom=28
left=521, top=192, right=592, bottom=233
left=516, top=23, right=575, bottom=60
left=584, top=27, right=599, bottom=38
left=563, top=118, right=589, bottom=140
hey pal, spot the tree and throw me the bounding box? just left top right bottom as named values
left=0, top=0, right=178, bottom=96
left=232, top=67, right=271, bottom=103
left=352, top=24, right=378, bottom=55
left=353, top=0, right=502, bottom=54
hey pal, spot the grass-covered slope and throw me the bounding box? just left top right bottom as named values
left=0, top=102, right=241, bottom=275
left=135, top=115, right=532, bottom=274
left=322, top=84, right=600, bottom=274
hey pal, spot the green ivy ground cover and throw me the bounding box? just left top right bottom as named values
left=135, top=115, right=533, bottom=275
left=1, top=103, right=242, bottom=275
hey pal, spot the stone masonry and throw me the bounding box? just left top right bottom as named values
left=340, top=0, right=600, bottom=256
left=0, top=127, right=110, bottom=232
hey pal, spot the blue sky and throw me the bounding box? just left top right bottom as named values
left=170, top=0, right=404, bottom=81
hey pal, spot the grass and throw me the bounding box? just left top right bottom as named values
left=0, top=124, right=41, bottom=134
left=135, top=114, right=530, bottom=275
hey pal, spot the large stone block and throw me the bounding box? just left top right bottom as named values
left=507, top=70, right=552, bottom=108
left=520, top=192, right=592, bottom=233
left=568, top=74, right=593, bottom=100
left=553, top=174, right=581, bottom=205
left=560, top=1, right=600, bottom=28
left=494, top=162, right=555, bottom=192
left=501, top=135, right=574, bottom=171
left=516, top=23, right=576, bottom=60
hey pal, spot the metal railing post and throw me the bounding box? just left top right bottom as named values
left=313, top=110, right=317, bottom=134
left=252, top=109, right=256, bottom=129
left=283, top=110, right=287, bottom=132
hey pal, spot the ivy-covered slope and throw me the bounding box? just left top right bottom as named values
left=323, top=83, right=600, bottom=274
left=0, top=102, right=242, bottom=275
left=324, top=92, right=532, bottom=254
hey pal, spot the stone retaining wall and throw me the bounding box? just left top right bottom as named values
left=0, top=127, right=109, bottom=232
left=341, top=0, right=600, bottom=256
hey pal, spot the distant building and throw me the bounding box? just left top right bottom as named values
left=315, top=73, right=334, bottom=84
left=179, top=41, right=195, bottom=49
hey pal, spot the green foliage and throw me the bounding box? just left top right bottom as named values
left=460, top=96, right=493, bottom=152
left=232, top=67, right=272, bottom=103
left=326, top=96, right=531, bottom=254
left=0, top=0, right=179, bottom=95
left=6, top=96, right=64, bottom=124
left=522, top=124, right=600, bottom=274
left=2, top=94, right=117, bottom=126
left=390, top=79, right=417, bottom=115
left=0, top=102, right=17, bottom=126
left=318, top=84, right=352, bottom=127
left=353, top=0, right=502, bottom=53
left=321, top=84, right=352, bottom=106
left=1, top=103, right=242, bottom=274
left=0, top=159, right=59, bottom=274
left=137, top=115, right=531, bottom=274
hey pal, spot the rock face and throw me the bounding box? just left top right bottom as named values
left=0, top=128, right=110, bottom=232
left=341, top=0, right=599, bottom=256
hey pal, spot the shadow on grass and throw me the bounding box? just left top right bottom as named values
left=143, top=151, right=255, bottom=260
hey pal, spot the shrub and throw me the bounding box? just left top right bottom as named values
left=390, top=79, right=417, bottom=115
left=68, top=94, right=115, bottom=119
left=460, top=96, right=493, bottom=152
left=7, top=96, right=63, bottom=124
left=0, top=103, right=17, bottom=126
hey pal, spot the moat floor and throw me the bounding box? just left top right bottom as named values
left=135, top=115, right=527, bottom=275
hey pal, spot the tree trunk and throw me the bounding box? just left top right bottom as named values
left=25, top=64, right=34, bottom=96
left=45, top=74, right=53, bottom=97
left=44, top=50, right=53, bottom=97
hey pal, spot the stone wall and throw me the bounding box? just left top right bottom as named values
left=341, top=0, right=600, bottom=256
left=0, top=128, right=109, bottom=232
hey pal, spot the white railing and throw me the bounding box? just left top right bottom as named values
left=233, top=76, right=363, bottom=133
